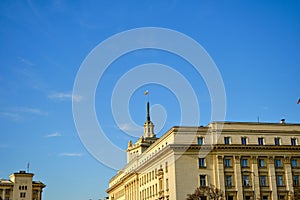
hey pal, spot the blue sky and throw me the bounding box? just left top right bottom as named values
left=0, top=1, right=300, bottom=199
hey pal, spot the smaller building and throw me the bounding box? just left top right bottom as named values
left=0, top=170, right=46, bottom=200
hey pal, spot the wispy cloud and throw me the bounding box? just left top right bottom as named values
left=0, top=112, right=21, bottom=121
left=59, top=152, right=83, bottom=157
left=118, top=123, right=142, bottom=132
left=48, top=92, right=83, bottom=102
left=16, top=107, right=48, bottom=116
left=45, top=132, right=61, bottom=138
left=18, top=57, right=35, bottom=66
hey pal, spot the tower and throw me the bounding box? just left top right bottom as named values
left=126, top=101, right=158, bottom=163
left=143, top=101, right=155, bottom=138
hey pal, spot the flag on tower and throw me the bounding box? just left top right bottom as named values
left=297, top=98, right=300, bottom=104
left=144, top=90, right=149, bottom=95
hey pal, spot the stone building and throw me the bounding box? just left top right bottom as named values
left=0, top=170, right=45, bottom=200
left=106, top=102, right=300, bottom=200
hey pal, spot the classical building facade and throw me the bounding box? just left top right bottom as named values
left=106, top=103, right=300, bottom=200
left=0, top=171, right=46, bottom=200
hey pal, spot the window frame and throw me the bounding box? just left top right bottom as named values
left=274, top=137, right=281, bottom=146
left=197, top=137, right=204, bottom=145
left=224, top=137, right=231, bottom=145
left=241, top=137, right=247, bottom=145
left=198, top=158, right=206, bottom=168
left=258, top=137, right=264, bottom=145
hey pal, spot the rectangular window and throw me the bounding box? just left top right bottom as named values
left=293, top=175, right=299, bottom=186
left=292, top=159, right=298, bottom=168
left=275, top=159, right=282, bottom=167
left=241, top=137, right=247, bottom=145
left=224, top=159, right=231, bottom=167
left=274, top=138, right=280, bottom=145
left=241, top=159, right=249, bottom=167
left=262, top=196, right=268, bottom=200
left=166, top=178, right=169, bottom=190
left=291, top=138, right=297, bottom=146
left=260, top=175, right=267, bottom=186
left=259, top=159, right=265, bottom=167
left=225, top=175, right=233, bottom=187
left=278, top=195, right=285, bottom=200
left=224, top=137, right=230, bottom=144
left=200, top=175, right=206, bottom=186
left=198, top=158, right=206, bottom=168
left=165, top=162, right=168, bottom=173
left=245, top=196, right=251, bottom=200
left=258, top=138, right=264, bottom=145
left=243, top=175, right=250, bottom=186
left=277, top=175, right=284, bottom=186
left=198, top=137, right=204, bottom=145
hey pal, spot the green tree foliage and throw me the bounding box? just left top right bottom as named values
left=186, top=184, right=225, bottom=200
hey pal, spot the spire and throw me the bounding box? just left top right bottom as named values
left=143, top=99, right=155, bottom=138
left=146, top=101, right=150, bottom=122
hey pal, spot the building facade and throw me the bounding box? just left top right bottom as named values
left=0, top=171, right=46, bottom=200
left=107, top=103, right=300, bottom=200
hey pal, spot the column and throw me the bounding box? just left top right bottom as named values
left=268, top=156, right=278, bottom=200
left=2, top=189, right=5, bottom=200
left=217, top=155, right=225, bottom=193
left=251, top=156, right=260, bottom=200
left=284, top=157, right=293, bottom=200
left=234, top=156, right=243, bottom=200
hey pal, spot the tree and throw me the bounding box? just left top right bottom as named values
left=186, top=184, right=225, bottom=200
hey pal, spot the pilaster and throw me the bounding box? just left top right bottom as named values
left=284, top=157, right=293, bottom=200
left=234, top=156, right=243, bottom=200
left=251, top=156, right=260, bottom=200
left=268, top=156, right=278, bottom=200
left=217, top=155, right=225, bottom=193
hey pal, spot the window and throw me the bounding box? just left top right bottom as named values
left=198, top=158, right=206, bottom=168
left=228, top=196, right=234, bottom=200
left=165, top=162, right=168, bottom=173
left=166, top=179, right=169, bottom=190
left=292, top=159, right=298, bottom=168
left=291, top=138, right=297, bottom=146
left=259, top=159, right=265, bottom=167
left=224, top=137, right=230, bottom=144
left=275, top=159, right=282, bottom=167
left=198, top=137, right=204, bottom=145
left=225, top=175, right=233, bottom=187
left=243, top=175, right=250, bottom=186
left=293, top=175, right=299, bottom=186
left=278, top=195, right=285, bottom=200
left=277, top=175, right=284, bottom=186
left=224, top=159, right=231, bottom=167
left=241, top=137, right=247, bottom=145
left=241, top=159, right=249, bottom=167
left=262, top=196, right=269, bottom=200
left=274, top=138, right=281, bottom=145
left=260, top=175, right=267, bottom=186
left=20, top=192, right=26, bottom=198
left=258, top=138, right=264, bottom=145
left=245, top=196, right=251, bottom=200
left=200, top=175, right=206, bottom=186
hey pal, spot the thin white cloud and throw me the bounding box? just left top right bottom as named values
left=118, top=123, right=142, bottom=132
left=18, top=57, right=35, bottom=66
left=59, top=153, right=83, bottom=157
left=48, top=92, right=83, bottom=102
left=16, top=107, right=48, bottom=116
left=45, top=132, right=61, bottom=138
left=0, top=112, right=21, bottom=121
